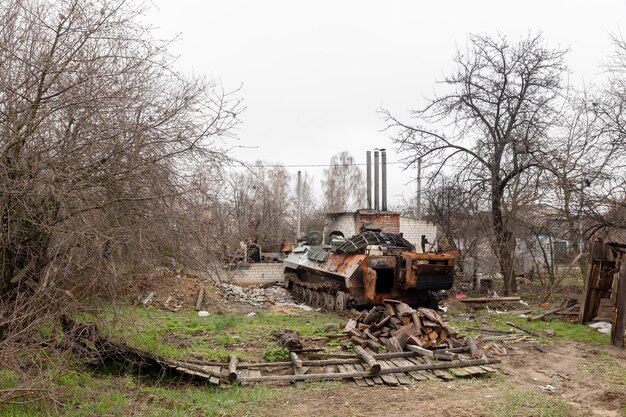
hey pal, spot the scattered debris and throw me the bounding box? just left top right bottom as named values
left=324, top=323, right=340, bottom=332
left=195, top=285, right=205, bottom=311
left=60, top=313, right=501, bottom=388
left=132, top=271, right=221, bottom=312
left=528, top=303, right=579, bottom=322
left=59, top=315, right=225, bottom=385
left=460, top=296, right=521, bottom=303
left=275, top=330, right=304, bottom=351
left=506, top=321, right=545, bottom=338
left=197, top=310, right=210, bottom=317
left=218, top=283, right=300, bottom=308
left=543, top=329, right=555, bottom=337
left=336, top=300, right=472, bottom=356
left=589, top=321, right=617, bottom=335
left=141, top=291, right=155, bottom=307
left=538, top=384, right=557, bottom=393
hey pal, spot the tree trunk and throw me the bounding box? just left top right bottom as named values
left=491, top=183, right=517, bottom=295
left=563, top=187, right=587, bottom=280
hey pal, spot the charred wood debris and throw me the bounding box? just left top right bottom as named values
left=61, top=300, right=512, bottom=388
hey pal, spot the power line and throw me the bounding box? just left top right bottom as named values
left=225, top=161, right=407, bottom=169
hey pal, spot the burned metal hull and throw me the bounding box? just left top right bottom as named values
left=283, top=239, right=455, bottom=310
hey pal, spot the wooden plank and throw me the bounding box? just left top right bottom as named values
left=371, top=375, right=384, bottom=385
left=479, top=365, right=497, bottom=373
left=372, top=351, right=432, bottom=360
left=421, top=371, right=439, bottom=381
left=404, top=357, right=422, bottom=365
left=395, top=373, right=411, bottom=385
left=579, top=254, right=597, bottom=322
left=378, top=361, right=400, bottom=386
left=325, top=365, right=336, bottom=374
left=449, top=367, right=472, bottom=378
left=432, top=369, right=454, bottom=381
left=246, top=369, right=261, bottom=385
left=354, top=364, right=375, bottom=386
left=407, top=371, right=427, bottom=381
left=611, top=258, right=626, bottom=347
left=345, top=364, right=368, bottom=387
left=237, top=368, right=249, bottom=385
left=387, top=359, right=412, bottom=385
left=464, top=366, right=487, bottom=376
left=238, top=359, right=501, bottom=383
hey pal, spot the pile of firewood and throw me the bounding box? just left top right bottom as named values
left=342, top=300, right=478, bottom=357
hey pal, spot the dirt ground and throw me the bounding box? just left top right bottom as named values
left=131, top=273, right=626, bottom=417
left=130, top=270, right=256, bottom=314
left=235, top=341, right=625, bottom=417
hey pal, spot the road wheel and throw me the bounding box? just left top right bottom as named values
left=335, top=291, right=347, bottom=311
left=323, top=292, right=334, bottom=310
left=311, top=290, right=320, bottom=306
left=292, top=284, right=301, bottom=301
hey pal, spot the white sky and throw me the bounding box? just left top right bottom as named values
left=147, top=0, right=626, bottom=206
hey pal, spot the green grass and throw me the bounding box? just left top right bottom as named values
left=485, top=388, right=584, bottom=417
left=581, top=353, right=626, bottom=389
left=0, top=305, right=342, bottom=416
left=449, top=312, right=610, bottom=345
left=0, top=369, right=279, bottom=417
left=101, top=305, right=342, bottom=362
left=133, top=384, right=278, bottom=417
left=263, top=347, right=290, bottom=361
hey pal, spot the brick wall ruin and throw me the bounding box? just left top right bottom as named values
left=325, top=210, right=438, bottom=253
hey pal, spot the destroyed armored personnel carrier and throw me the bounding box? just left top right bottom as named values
left=283, top=228, right=455, bottom=311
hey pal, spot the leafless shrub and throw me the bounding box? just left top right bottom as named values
left=0, top=0, right=240, bottom=361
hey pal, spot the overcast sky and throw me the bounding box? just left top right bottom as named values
left=147, top=0, right=626, bottom=207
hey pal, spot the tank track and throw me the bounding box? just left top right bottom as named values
left=284, top=272, right=352, bottom=312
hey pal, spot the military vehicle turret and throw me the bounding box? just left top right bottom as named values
left=283, top=226, right=455, bottom=311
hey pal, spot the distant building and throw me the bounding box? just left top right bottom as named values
left=323, top=209, right=438, bottom=253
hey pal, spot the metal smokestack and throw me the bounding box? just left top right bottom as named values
left=381, top=149, right=387, bottom=211
left=374, top=151, right=380, bottom=210
left=366, top=151, right=372, bottom=209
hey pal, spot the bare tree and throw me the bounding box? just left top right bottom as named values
left=538, top=90, right=625, bottom=278
left=576, top=35, right=626, bottom=237
left=321, top=151, right=366, bottom=213
left=0, top=0, right=240, bottom=342
left=297, top=172, right=325, bottom=235
left=383, top=34, right=567, bottom=295
left=221, top=163, right=294, bottom=253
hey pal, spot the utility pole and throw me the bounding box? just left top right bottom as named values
left=416, top=158, right=422, bottom=220
left=297, top=170, right=302, bottom=238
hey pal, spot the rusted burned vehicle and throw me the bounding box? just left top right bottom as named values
left=283, top=228, right=455, bottom=311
